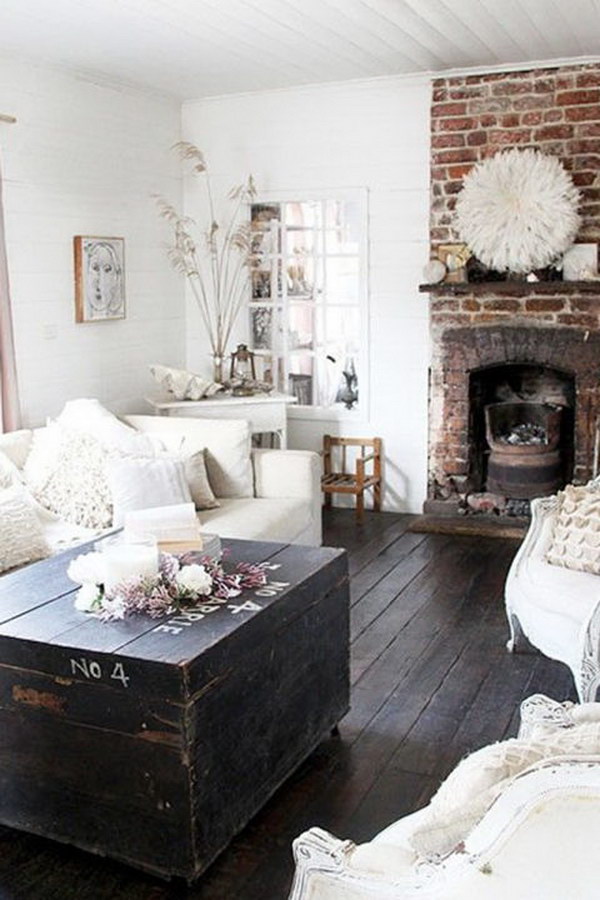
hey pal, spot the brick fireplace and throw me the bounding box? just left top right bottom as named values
left=425, top=62, right=600, bottom=512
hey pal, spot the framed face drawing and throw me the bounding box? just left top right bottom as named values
left=74, top=236, right=125, bottom=322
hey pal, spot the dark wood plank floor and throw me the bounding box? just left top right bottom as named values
left=0, top=511, right=576, bottom=900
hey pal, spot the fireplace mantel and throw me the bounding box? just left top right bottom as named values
left=420, top=281, right=600, bottom=296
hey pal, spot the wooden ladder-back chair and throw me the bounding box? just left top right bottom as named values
left=321, top=436, right=382, bottom=523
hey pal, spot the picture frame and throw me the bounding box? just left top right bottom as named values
left=437, top=242, right=471, bottom=284
left=74, top=236, right=126, bottom=322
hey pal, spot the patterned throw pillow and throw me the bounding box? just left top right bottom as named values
left=24, top=422, right=113, bottom=530
left=545, top=484, right=600, bottom=574
left=0, top=486, right=50, bottom=573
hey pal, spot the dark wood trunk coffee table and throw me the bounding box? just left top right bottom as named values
left=0, top=538, right=349, bottom=881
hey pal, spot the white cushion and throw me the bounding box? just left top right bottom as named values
left=199, top=497, right=311, bottom=543
left=0, top=486, right=50, bottom=573
left=57, top=398, right=157, bottom=457
left=0, top=429, right=33, bottom=469
left=123, top=415, right=253, bottom=498
left=107, top=456, right=192, bottom=527
left=24, top=422, right=114, bottom=530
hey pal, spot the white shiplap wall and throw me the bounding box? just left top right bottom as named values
left=0, top=58, right=185, bottom=427
left=183, top=75, right=431, bottom=513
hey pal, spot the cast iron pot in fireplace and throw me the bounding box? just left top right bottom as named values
left=484, top=401, right=563, bottom=500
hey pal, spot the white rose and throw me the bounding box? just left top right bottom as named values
left=175, top=564, right=213, bottom=596
left=74, top=583, right=101, bottom=612
left=67, top=552, right=106, bottom=586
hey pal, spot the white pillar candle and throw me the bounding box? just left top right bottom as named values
left=102, top=541, right=159, bottom=590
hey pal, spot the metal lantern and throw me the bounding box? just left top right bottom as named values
left=229, top=344, right=256, bottom=393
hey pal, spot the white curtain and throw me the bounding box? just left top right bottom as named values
left=0, top=155, right=20, bottom=432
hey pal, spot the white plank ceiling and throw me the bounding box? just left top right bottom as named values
left=0, top=0, right=598, bottom=99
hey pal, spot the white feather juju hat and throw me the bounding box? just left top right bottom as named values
left=455, top=148, right=580, bottom=274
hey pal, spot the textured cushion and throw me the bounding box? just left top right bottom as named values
left=546, top=484, right=600, bottom=574
left=184, top=450, right=220, bottom=510
left=409, top=723, right=600, bottom=858
left=123, top=415, right=253, bottom=499
left=107, top=457, right=192, bottom=527
left=0, top=486, right=50, bottom=573
left=24, top=422, right=113, bottom=530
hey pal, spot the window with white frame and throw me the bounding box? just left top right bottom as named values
left=249, top=195, right=367, bottom=414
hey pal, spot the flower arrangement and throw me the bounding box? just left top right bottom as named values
left=155, top=143, right=259, bottom=383
left=68, top=550, right=269, bottom=622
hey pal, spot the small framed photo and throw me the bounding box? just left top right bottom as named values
left=74, top=236, right=125, bottom=322
left=562, top=243, right=598, bottom=282
left=437, top=242, right=471, bottom=283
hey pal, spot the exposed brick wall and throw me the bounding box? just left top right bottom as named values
left=426, top=62, right=600, bottom=504
left=431, top=63, right=600, bottom=248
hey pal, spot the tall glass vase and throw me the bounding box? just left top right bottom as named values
left=212, top=353, right=225, bottom=385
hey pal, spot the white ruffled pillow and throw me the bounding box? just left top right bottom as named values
left=0, top=485, right=50, bottom=573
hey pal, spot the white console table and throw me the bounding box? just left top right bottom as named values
left=145, top=393, right=297, bottom=449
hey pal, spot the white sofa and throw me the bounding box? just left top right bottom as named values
left=0, top=411, right=322, bottom=558
left=505, top=486, right=600, bottom=702
left=288, top=694, right=600, bottom=900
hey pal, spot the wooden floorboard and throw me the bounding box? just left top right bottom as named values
left=0, top=509, right=576, bottom=899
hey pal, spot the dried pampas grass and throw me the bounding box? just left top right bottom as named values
left=455, top=148, right=580, bottom=274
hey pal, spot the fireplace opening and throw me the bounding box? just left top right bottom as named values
left=468, top=364, right=575, bottom=502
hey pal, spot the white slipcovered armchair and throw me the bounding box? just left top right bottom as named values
left=505, top=484, right=600, bottom=702
left=288, top=695, right=600, bottom=900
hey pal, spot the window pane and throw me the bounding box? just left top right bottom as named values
left=288, top=304, right=314, bottom=351
left=287, top=256, right=322, bottom=298
left=251, top=204, right=281, bottom=257
left=325, top=256, right=359, bottom=302
left=324, top=201, right=361, bottom=255
left=288, top=354, right=314, bottom=406
left=285, top=201, right=322, bottom=229
left=325, top=306, right=360, bottom=355
left=251, top=269, right=272, bottom=300
left=254, top=353, right=275, bottom=386
left=286, top=227, right=318, bottom=257
left=250, top=306, right=274, bottom=349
